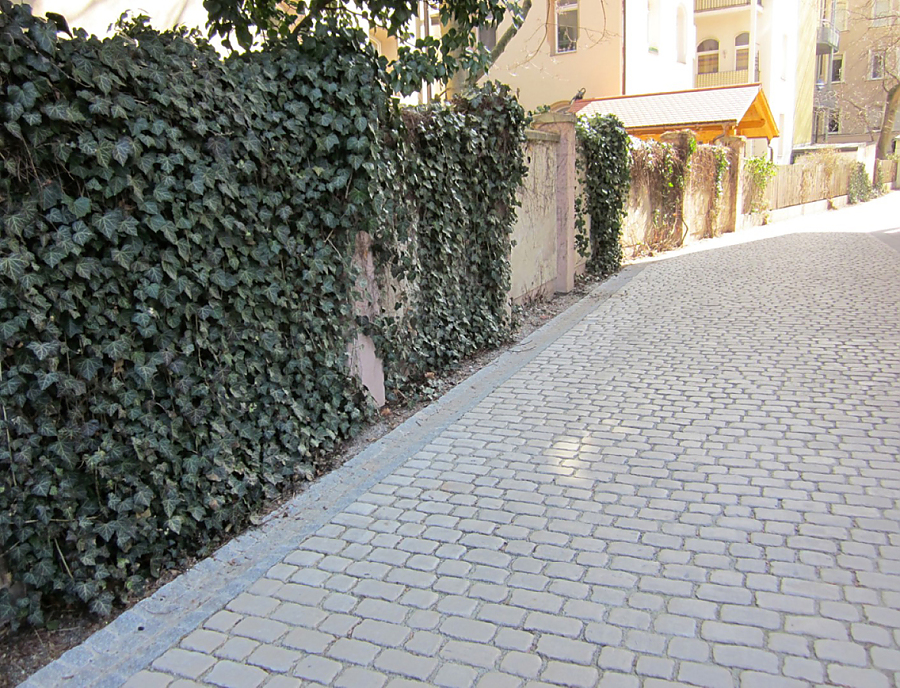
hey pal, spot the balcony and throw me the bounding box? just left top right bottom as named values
left=816, top=21, right=839, bottom=54
left=696, top=69, right=750, bottom=88
left=695, top=0, right=762, bottom=12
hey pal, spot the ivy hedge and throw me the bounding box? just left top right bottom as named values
left=574, top=114, right=631, bottom=276
left=0, top=1, right=525, bottom=626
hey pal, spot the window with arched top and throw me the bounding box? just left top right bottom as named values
left=676, top=6, right=687, bottom=63
left=735, top=32, right=749, bottom=71
left=698, top=39, right=719, bottom=74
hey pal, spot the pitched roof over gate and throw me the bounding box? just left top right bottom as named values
left=570, top=83, right=779, bottom=143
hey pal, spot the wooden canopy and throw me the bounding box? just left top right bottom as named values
left=571, top=84, right=779, bottom=144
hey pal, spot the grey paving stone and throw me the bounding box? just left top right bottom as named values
left=405, top=630, right=444, bottom=656
left=441, top=616, right=498, bottom=643
left=328, top=638, right=381, bottom=665
left=826, top=664, right=891, bottom=688
left=247, top=644, right=302, bottom=673
left=152, top=649, right=216, bottom=679
left=205, top=660, right=268, bottom=688
left=433, top=663, right=480, bottom=688
left=677, top=660, right=734, bottom=688
left=373, top=648, right=439, bottom=681
left=440, top=640, right=502, bottom=668
left=281, top=627, right=334, bottom=653
left=121, top=670, right=174, bottom=688
left=334, top=667, right=389, bottom=688
left=540, top=661, right=598, bottom=688
left=535, top=635, right=595, bottom=665
left=214, top=637, right=260, bottom=661
left=500, top=651, right=543, bottom=678
left=181, top=630, right=228, bottom=654
left=352, top=619, right=411, bottom=646
left=292, top=655, right=343, bottom=683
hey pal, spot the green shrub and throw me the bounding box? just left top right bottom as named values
left=574, top=114, right=631, bottom=276
left=848, top=162, right=874, bottom=204
left=0, top=1, right=525, bottom=626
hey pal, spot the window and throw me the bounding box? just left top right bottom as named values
left=834, top=0, right=848, bottom=30
left=429, top=13, right=441, bottom=39
left=735, top=33, right=749, bottom=71
left=873, top=0, right=894, bottom=26
left=697, top=39, right=719, bottom=74
left=478, top=25, right=497, bottom=51
left=871, top=51, right=886, bottom=79
left=556, top=0, right=578, bottom=53
left=676, top=6, right=687, bottom=63
left=828, top=109, right=841, bottom=134
left=831, top=54, right=843, bottom=82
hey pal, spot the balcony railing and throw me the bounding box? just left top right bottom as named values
left=696, top=69, right=750, bottom=88
left=816, top=21, right=839, bottom=54
left=695, top=0, right=762, bottom=11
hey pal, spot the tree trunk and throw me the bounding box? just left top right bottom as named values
left=876, top=83, right=900, bottom=160
left=447, top=0, right=533, bottom=96
left=470, top=0, right=533, bottom=84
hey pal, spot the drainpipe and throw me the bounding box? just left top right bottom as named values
left=622, top=0, right=627, bottom=94
left=749, top=0, right=758, bottom=84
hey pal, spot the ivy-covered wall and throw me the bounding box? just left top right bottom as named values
left=574, top=114, right=631, bottom=277
left=0, top=1, right=525, bottom=625
left=622, top=133, right=738, bottom=258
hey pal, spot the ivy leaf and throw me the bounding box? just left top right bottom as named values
left=27, top=340, right=60, bottom=361
left=89, top=592, right=114, bottom=617
left=135, top=362, right=157, bottom=382
left=0, top=252, right=29, bottom=281
left=36, top=370, right=59, bottom=390
left=31, top=559, right=55, bottom=585
left=112, top=137, right=134, bottom=165
left=102, top=338, right=129, bottom=359
left=43, top=244, right=68, bottom=268
left=96, top=140, right=114, bottom=168
left=31, top=474, right=52, bottom=497
left=165, top=516, right=183, bottom=534
left=69, top=196, right=91, bottom=219
left=96, top=72, right=113, bottom=95
left=94, top=210, right=122, bottom=239
left=72, top=221, right=93, bottom=246
left=76, top=357, right=103, bottom=381
left=96, top=521, right=116, bottom=542
left=134, top=485, right=154, bottom=508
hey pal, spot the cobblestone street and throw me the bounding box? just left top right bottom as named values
left=25, top=197, right=900, bottom=687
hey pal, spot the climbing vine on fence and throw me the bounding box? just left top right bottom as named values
left=713, top=147, right=730, bottom=204
left=0, top=0, right=525, bottom=627
left=743, top=155, right=777, bottom=213
left=574, top=114, right=631, bottom=276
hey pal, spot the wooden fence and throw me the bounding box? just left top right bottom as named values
left=749, top=162, right=855, bottom=213
left=876, top=159, right=899, bottom=189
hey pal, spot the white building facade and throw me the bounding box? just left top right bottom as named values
left=693, top=0, right=814, bottom=163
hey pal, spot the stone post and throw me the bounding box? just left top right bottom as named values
left=348, top=231, right=386, bottom=407
left=718, top=135, right=746, bottom=234
left=532, top=112, right=578, bottom=294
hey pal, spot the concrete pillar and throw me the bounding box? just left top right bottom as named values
left=531, top=112, right=578, bottom=294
